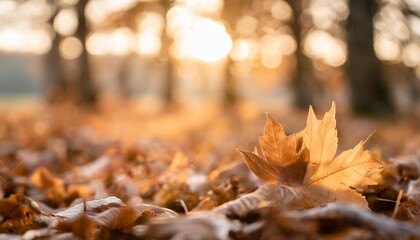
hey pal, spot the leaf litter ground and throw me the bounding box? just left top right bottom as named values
left=0, top=101, right=419, bottom=239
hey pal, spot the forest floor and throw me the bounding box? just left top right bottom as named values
left=0, top=99, right=419, bottom=239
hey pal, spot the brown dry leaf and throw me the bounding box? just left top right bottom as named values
left=239, top=102, right=383, bottom=209
left=389, top=154, right=420, bottom=221
left=144, top=214, right=238, bottom=240
left=260, top=114, right=299, bottom=167
left=66, top=184, right=93, bottom=200
left=390, top=154, right=420, bottom=183
left=93, top=206, right=139, bottom=232
left=192, top=198, right=215, bottom=212
left=0, top=194, right=45, bottom=234
left=55, top=214, right=98, bottom=240
left=30, top=167, right=66, bottom=204
left=130, top=203, right=178, bottom=225
left=238, top=150, right=279, bottom=184
left=239, top=113, right=311, bottom=187
left=55, top=199, right=177, bottom=238
left=131, top=203, right=178, bottom=218
left=55, top=196, right=123, bottom=218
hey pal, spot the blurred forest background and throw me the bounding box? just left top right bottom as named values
left=0, top=0, right=420, bottom=116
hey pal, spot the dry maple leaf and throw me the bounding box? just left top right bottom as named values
left=238, top=102, right=383, bottom=209
left=239, top=113, right=309, bottom=187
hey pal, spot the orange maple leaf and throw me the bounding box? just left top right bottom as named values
left=238, top=102, right=383, bottom=209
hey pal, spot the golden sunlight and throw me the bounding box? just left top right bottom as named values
left=134, top=33, right=161, bottom=57
left=304, top=30, right=346, bottom=67
left=86, top=32, right=108, bottom=56
left=374, top=34, right=401, bottom=62
left=133, top=12, right=163, bottom=57
left=87, top=29, right=133, bottom=56
left=53, top=8, right=78, bottom=36
left=86, top=0, right=136, bottom=26
left=260, top=34, right=283, bottom=68
left=169, top=17, right=232, bottom=62
left=166, top=6, right=194, bottom=39
left=0, top=28, right=25, bottom=53
left=408, top=16, right=420, bottom=37
left=0, top=26, right=51, bottom=54
left=60, top=0, right=79, bottom=5
left=230, top=39, right=259, bottom=62
left=28, top=28, right=52, bottom=54
left=260, top=33, right=296, bottom=69
left=310, top=2, right=336, bottom=30
left=0, top=1, right=17, bottom=16
left=59, top=37, right=83, bottom=60
left=271, top=0, right=292, bottom=22
left=189, top=18, right=232, bottom=62
left=236, top=15, right=259, bottom=36
left=182, top=0, right=223, bottom=14
left=402, top=43, right=420, bottom=67
left=138, top=12, right=164, bottom=34
left=108, top=28, right=133, bottom=56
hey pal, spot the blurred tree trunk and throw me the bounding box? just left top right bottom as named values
left=222, top=0, right=244, bottom=106
left=74, top=0, right=97, bottom=106
left=45, top=7, right=68, bottom=103
left=161, top=0, right=174, bottom=106
left=223, top=57, right=236, bottom=106
left=118, top=55, right=133, bottom=99
left=287, top=0, right=320, bottom=109
left=347, top=0, right=393, bottom=115
left=45, top=33, right=68, bottom=103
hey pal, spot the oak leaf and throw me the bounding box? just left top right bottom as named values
left=239, top=102, right=383, bottom=209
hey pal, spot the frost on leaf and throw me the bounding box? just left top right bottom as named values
left=239, top=102, right=383, bottom=209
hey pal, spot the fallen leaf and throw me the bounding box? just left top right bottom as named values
left=0, top=194, right=45, bottom=234
left=238, top=102, right=383, bottom=208
left=93, top=206, right=139, bottom=232
left=192, top=198, right=215, bottom=212
left=30, top=167, right=66, bottom=204
left=55, top=214, right=98, bottom=240
left=55, top=196, right=123, bottom=218
left=302, top=103, right=382, bottom=208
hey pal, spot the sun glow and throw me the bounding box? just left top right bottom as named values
left=374, top=34, right=401, bottom=62
left=59, top=37, right=83, bottom=60
left=0, top=0, right=233, bottom=62
left=0, top=26, right=51, bottom=54
left=304, top=30, right=346, bottom=67
left=402, top=43, right=420, bottom=67
left=86, top=0, right=137, bottom=26
left=86, top=28, right=133, bottom=56
left=171, top=18, right=232, bottom=62
left=167, top=3, right=232, bottom=62
left=53, top=8, right=78, bottom=36
left=135, top=33, right=161, bottom=56
left=169, top=17, right=232, bottom=62
left=189, top=18, right=232, bottom=62
left=230, top=39, right=259, bottom=61
left=182, top=0, right=223, bottom=14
